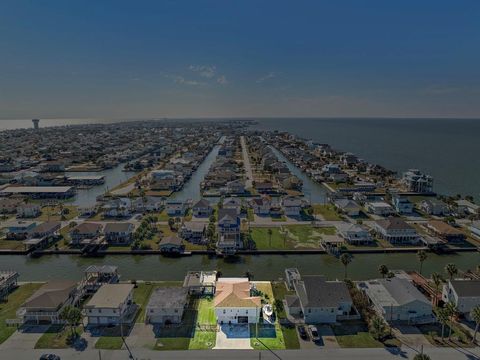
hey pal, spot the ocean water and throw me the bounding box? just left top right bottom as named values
left=1, top=118, right=479, bottom=198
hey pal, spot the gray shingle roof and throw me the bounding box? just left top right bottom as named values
left=295, top=275, right=352, bottom=308
left=450, top=280, right=480, bottom=297
left=147, top=287, right=188, bottom=309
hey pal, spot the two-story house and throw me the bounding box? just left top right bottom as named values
left=373, top=217, right=420, bottom=245
left=442, top=280, right=480, bottom=321
left=217, top=208, right=242, bottom=254
left=84, top=284, right=135, bottom=326
left=104, top=222, right=135, bottom=245
left=145, top=287, right=189, bottom=325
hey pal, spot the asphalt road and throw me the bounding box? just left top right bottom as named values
left=6, top=346, right=480, bottom=360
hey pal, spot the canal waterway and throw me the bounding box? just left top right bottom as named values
left=67, top=165, right=136, bottom=208
left=4, top=252, right=479, bottom=282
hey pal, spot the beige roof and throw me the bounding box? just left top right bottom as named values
left=23, top=280, right=77, bottom=310
left=86, top=284, right=134, bottom=309
left=214, top=278, right=261, bottom=308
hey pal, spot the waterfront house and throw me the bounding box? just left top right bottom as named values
left=442, top=280, right=480, bottom=321
left=282, top=196, right=304, bottom=217
left=159, top=235, right=184, bottom=253
left=284, top=273, right=354, bottom=324
left=103, top=198, right=131, bottom=218
left=83, top=265, right=120, bottom=293
left=183, top=271, right=217, bottom=295
left=455, top=199, right=480, bottom=215
left=249, top=196, right=272, bottom=216
left=180, top=221, right=206, bottom=243
left=420, top=198, right=448, bottom=216
left=165, top=201, right=186, bottom=217
left=0, top=186, right=75, bottom=199
left=6, top=221, right=37, bottom=240
left=217, top=208, right=242, bottom=254
left=333, top=199, right=361, bottom=217
left=70, top=222, right=103, bottom=246
left=222, top=197, right=242, bottom=215
left=104, top=222, right=135, bottom=245
left=18, top=280, right=78, bottom=325
left=402, top=169, right=434, bottom=194
left=145, top=287, right=189, bottom=325
left=0, top=271, right=19, bottom=301
left=392, top=195, right=414, bottom=215
left=192, top=199, right=213, bottom=218
left=358, top=276, right=434, bottom=324
left=470, top=221, right=480, bottom=239
left=133, top=196, right=163, bottom=213
left=426, top=220, right=466, bottom=243
left=255, top=181, right=274, bottom=194
left=29, top=221, right=61, bottom=240
left=338, top=223, right=373, bottom=245
left=16, top=203, right=41, bottom=218
left=373, top=217, right=420, bottom=245
left=366, top=201, right=395, bottom=216
left=225, top=179, right=246, bottom=194
left=150, top=169, right=177, bottom=191
left=85, top=284, right=135, bottom=326
left=214, top=278, right=262, bottom=324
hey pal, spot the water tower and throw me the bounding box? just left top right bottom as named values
left=32, top=119, right=40, bottom=130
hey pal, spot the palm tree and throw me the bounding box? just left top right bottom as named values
left=431, top=272, right=443, bottom=307
left=445, top=302, right=458, bottom=339
left=369, top=315, right=388, bottom=341
left=436, top=307, right=449, bottom=341
left=340, top=253, right=353, bottom=279
left=417, top=250, right=427, bottom=274
left=445, top=263, right=458, bottom=281
left=378, top=264, right=389, bottom=278
left=267, top=228, right=273, bottom=248
left=60, top=305, right=83, bottom=339
left=470, top=305, right=480, bottom=343
left=413, top=354, right=431, bottom=360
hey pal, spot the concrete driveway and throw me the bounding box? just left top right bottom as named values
left=0, top=325, right=50, bottom=350
left=214, top=324, right=252, bottom=350
left=392, top=325, right=431, bottom=348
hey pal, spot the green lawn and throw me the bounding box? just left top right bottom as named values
left=95, top=336, right=125, bottom=350
left=312, top=204, right=342, bottom=221
left=281, top=325, right=300, bottom=349
left=154, top=296, right=217, bottom=351
left=271, top=282, right=294, bottom=319
left=36, top=205, right=79, bottom=221
left=35, top=325, right=83, bottom=349
left=251, top=225, right=336, bottom=250
left=0, top=283, right=44, bottom=344
left=156, top=211, right=170, bottom=221
left=332, top=323, right=384, bottom=348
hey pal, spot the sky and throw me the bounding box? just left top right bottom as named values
left=1, top=0, right=480, bottom=119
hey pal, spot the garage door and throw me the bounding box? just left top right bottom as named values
left=238, top=316, right=248, bottom=324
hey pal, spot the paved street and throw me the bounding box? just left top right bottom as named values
left=3, top=345, right=480, bottom=360
left=240, top=136, right=254, bottom=189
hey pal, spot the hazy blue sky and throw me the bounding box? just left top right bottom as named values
left=1, top=1, right=479, bottom=119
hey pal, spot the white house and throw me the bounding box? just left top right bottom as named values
left=17, top=204, right=41, bottom=218
left=359, top=276, right=434, bottom=324
left=420, top=199, right=448, bottom=216
left=333, top=199, right=361, bottom=217
left=282, top=197, right=303, bottom=217
left=470, top=221, right=480, bottom=239
left=392, top=196, right=414, bottom=215
left=214, top=278, right=261, bottom=324
left=85, top=284, right=135, bottom=326
left=249, top=197, right=271, bottom=216
left=192, top=199, right=213, bottom=217
left=338, top=223, right=373, bottom=245
left=366, top=201, right=395, bottom=216
left=165, top=201, right=186, bottom=216
left=373, top=217, right=420, bottom=245
left=442, top=280, right=480, bottom=321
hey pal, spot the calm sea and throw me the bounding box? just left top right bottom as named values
left=1, top=118, right=479, bottom=198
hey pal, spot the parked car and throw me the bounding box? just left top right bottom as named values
left=298, top=325, right=308, bottom=340
left=39, top=355, right=60, bottom=360
left=308, top=325, right=320, bottom=342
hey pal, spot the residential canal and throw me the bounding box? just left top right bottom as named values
left=5, top=252, right=479, bottom=282
left=270, top=146, right=328, bottom=204
left=68, top=165, right=136, bottom=208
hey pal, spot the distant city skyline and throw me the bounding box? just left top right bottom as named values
left=1, top=0, right=480, bottom=119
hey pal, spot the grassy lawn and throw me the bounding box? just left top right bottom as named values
left=154, top=296, right=217, bottom=351
left=418, top=323, right=472, bottom=347
left=251, top=225, right=336, bottom=250
left=247, top=208, right=254, bottom=221
left=196, top=298, right=216, bottom=325
left=95, top=335, right=125, bottom=350
left=35, top=325, right=83, bottom=349
left=36, top=205, right=79, bottom=221
left=332, top=322, right=400, bottom=348
left=156, top=211, right=170, bottom=221
left=0, top=239, right=25, bottom=250
left=312, top=204, right=342, bottom=221
left=281, top=325, right=300, bottom=349
left=0, top=283, right=44, bottom=344
left=271, top=282, right=294, bottom=319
